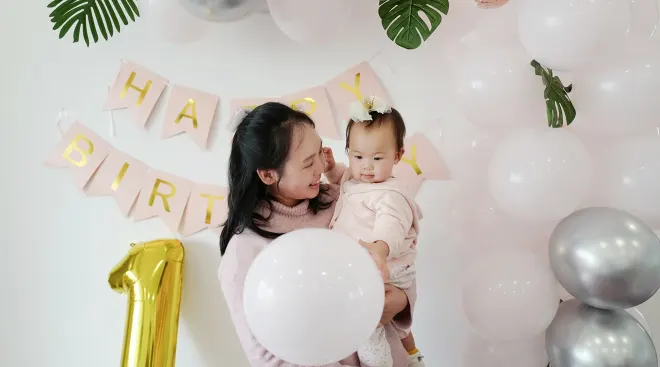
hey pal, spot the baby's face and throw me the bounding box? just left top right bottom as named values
left=347, top=122, right=401, bottom=184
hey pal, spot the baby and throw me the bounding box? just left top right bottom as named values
left=324, top=96, right=425, bottom=367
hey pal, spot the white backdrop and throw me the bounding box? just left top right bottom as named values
left=1, top=1, right=659, bottom=366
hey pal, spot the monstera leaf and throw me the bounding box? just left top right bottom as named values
left=379, top=0, right=449, bottom=50
left=48, top=0, right=140, bottom=46
left=531, top=60, right=576, bottom=128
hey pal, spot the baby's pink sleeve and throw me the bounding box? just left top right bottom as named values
left=367, top=191, right=414, bottom=258
left=324, top=163, right=347, bottom=185
left=219, top=234, right=357, bottom=367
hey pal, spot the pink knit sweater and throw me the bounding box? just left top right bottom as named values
left=218, top=178, right=417, bottom=367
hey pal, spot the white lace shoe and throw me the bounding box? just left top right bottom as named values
left=407, top=351, right=425, bottom=367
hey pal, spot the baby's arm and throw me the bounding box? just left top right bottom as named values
left=324, top=163, right=347, bottom=185
left=365, top=191, right=414, bottom=259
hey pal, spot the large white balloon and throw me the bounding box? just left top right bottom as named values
left=517, top=0, right=613, bottom=71
left=243, top=228, right=384, bottom=365
left=570, top=39, right=660, bottom=137
left=452, top=44, right=545, bottom=132
left=488, top=128, right=592, bottom=221
left=142, top=0, right=211, bottom=43
left=266, top=0, right=354, bottom=44
left=462, top=248, right=559, bottom=341
left=596, top=137, right=660, bottom=226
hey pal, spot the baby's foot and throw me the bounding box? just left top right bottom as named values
left=407, top=350, right=425, bottom=367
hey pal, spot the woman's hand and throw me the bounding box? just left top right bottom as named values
left=322, top=147, right=335, bottom=173
left=380, top=284, right=409, bottom=326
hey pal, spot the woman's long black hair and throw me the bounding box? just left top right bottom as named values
left=219, top=102, right=333, bottom=255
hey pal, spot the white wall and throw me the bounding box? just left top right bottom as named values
left=1, top=1, right=659, bottom=366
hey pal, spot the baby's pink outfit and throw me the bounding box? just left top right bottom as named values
left=329, top=169, right=422, bottom=367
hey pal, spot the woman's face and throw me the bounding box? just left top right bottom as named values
left=272, top=123, right=324, bottom=206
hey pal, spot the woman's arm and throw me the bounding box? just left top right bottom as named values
left=219, top=234, right=357, bottom=367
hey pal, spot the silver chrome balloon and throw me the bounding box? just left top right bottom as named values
left=179, top=0, right=265, bottom=22
left=546, top=299, right=657, bottom=367
left=549, top=207, right=660, bottom=309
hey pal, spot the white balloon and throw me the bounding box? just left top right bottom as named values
left=142, top=0, right=211, bottom=43
left=243, top=228, right=384, bottom=365
left=570, top=39, right=660, bottom=137
left=597, top=137, right=660, bottom=226
left=452, top=44, right=545, bottom=132
left=517, top=0, right=613, bottom=71
left=488, top=128, right=592, bottom=221
left=266, top=0, right=354, bottom=44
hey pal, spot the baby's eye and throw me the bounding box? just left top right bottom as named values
left=355, top=155, right=362, bottom=160
left=374, top=157, right=382, bottom=161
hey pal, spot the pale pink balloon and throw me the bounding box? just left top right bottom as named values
left=462, top=248, right=559, bottom=341
left=517, top=0, right=613, bottom=71
left=488, top=128, right=592, bottom=221
left=570, top=38, right=660, bottom=137
left=438, top=0, right=519, bottom=59
left=463, top=333, right=548, bottom=367
left=451, top=189, right=553, bottom=258
left=475, top=0, right=509, bottom=10
left=595, top=136, right=660, bottom=227
left=142, top=0, right=211, bottom=43
left=266, top=0, right=354, bottom=44
left=431, top=116, right=497, bottom=192
left=452, top=44, right=545, bottom=132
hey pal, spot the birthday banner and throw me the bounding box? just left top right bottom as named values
left=45, top=122, right=227, bottom=237
left=102, top=60, right=390, bottom=146
left=45, top=58, right=447, bottom=236
left=45, top=122, right=446, bottom=237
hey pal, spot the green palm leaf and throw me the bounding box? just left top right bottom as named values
left=531, top=60, right=576, bottom=128
left=379, top=0, right=449, bottom=50
left=48, top=0, right=139, bottom=46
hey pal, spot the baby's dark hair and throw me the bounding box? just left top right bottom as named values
left=344, top=107, right=406, bottom=151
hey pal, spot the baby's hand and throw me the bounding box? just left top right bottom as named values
left=359, top=240, right=390, bottom=282
left=322, top=147, right=335, bottom=173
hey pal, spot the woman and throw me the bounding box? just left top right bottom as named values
left=218, top=102, right=416, bottom=367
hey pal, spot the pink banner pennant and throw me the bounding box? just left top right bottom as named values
left=102, top=60, right=168, bottom=128
left=181, top=184, right=228, bottom=237
left=325, top=62, right=391, bottom=123
left=280, top=86, right=339, bottom=139
left=393, top=132, right=449, bottom=195
left=85, top=149, right=149, bottom=217
left=44, top=121, right=111, bottom=189
left=133, top=170, right=192, bottom=233
left=161, top=85, right=219, bottom=150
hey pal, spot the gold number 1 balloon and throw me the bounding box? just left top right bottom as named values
left=108, top=239, right=185, bottom=367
